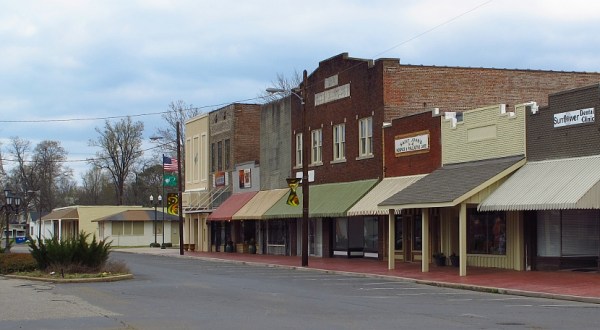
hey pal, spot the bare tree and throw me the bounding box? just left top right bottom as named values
left=5, top=138, right=70, bottom=212
left=78, top=167, right=113, bottom=205
left=259, top=70, right=303, bottom=102
left=152, top=100, right=202, bottom=156
left=89, top=117, right=144, bottom=205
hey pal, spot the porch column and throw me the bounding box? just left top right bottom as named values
left=459, top=203, right=467, bottom=276
left=58, top=219, right=62, bottom=241
left=422, top=208, right=430, bottom=273
left=388, top=209, right=395, bottom=270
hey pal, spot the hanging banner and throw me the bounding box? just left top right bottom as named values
left=167, top=193, right=179, bottom=215
left=286, top=178, right=301, bottom=207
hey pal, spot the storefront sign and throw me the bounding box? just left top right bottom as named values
left=395, top=130, right=430, bottom=156
left=553, top=108, right=595, bottom=128
left=214, top=171, right=226, bottom=187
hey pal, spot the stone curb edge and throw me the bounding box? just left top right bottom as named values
left=4, top=273, right=134, bottom=283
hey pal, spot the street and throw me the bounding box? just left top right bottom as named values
left=1, top=251, right=600, bottom=329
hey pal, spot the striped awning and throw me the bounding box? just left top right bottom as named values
left=262, top=179, right=378, bottom=219
left=479, top=155, right=600, bottom=211
left=207, top=191, right=258, bottom=221
left=232, top=189, right=288, bottom=220
left=347, top=175, right=426, bottom=216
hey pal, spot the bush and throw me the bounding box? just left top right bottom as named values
left=0, top=253, right=37, bottom=274
left=28, top=231, right=112, bottom=272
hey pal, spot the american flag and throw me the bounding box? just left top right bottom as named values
left=163, top=156, right=179, bottom=172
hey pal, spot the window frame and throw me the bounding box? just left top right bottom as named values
left=358, top=117, right=373, bottom=157
left=332, top=123, right=346, bottom=161
left=295, top=133, right=303, bottom=167
left=311, top=128, right=322, bottom=164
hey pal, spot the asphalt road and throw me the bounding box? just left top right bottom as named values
left=2, top=251, right=600, bottom=329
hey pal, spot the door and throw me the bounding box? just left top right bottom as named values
left=403, top=209, right=423, bottom=262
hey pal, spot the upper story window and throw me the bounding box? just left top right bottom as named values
left=211, top=142, right=216, bottom=172
left=311, top=129, right=322, bottom=164
left=295, top=133, right=303, bottom=167
left=359, top=117, right=373, bottom=157
left=217, top=141, right=223, bottom=171
left=224, top=139, right=230, bottom=170
left=333, top=123, right=345, bottom=161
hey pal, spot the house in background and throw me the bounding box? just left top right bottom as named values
left=94, top=208, right=179, bottom=247
left=39, top=205, right=145, bottom=242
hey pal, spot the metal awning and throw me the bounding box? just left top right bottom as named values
left=92, top=209, right=180, bottom=222
left=379, top=156, right=525, bottom=209
left=232, top=189, right=288, bottom=220
left=207, top=191, right=258, bottom=221
left=347, top=175, right=426, bottom=216
left=262, top=179, right=378, bottom=219
left=479, top=155, right=600, bottom=211
left=41, top=207, right=79, bottom=220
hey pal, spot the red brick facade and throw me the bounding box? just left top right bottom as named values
left=383, top=110, right=442, bottom=177
left=293, top=53, right=600, bottom=184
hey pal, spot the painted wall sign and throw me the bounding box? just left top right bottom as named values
left=395, top=130, right=430, bottom=156
left=314, top=84, right=350, bottom=106
left=553, top=108, right=595, bottom=128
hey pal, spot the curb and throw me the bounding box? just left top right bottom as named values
left=4, top=273, right=134, bottom=283
left=115, top=250, right=600, bottom=305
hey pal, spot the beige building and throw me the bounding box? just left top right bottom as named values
left=381, top=102, right=533, bottom=276
left=182, top=113, right=211, bottom=251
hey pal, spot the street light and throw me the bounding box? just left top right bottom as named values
left=150, top=194, right=162, bottom=247
left=267, top=70, right=309, bottom=267
left=1, top=189, right=21, bottom=252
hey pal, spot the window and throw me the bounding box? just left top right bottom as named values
left=363, top=217, right=378, bottom=252
left=211, top=143, right=216, bottom=172
left=394, top=215, right=403, bottom=250
left=358, top=117, right=373, bottom=157
left=335, top=218, right=348, bottom=250
left=295, top=133, right=303, bottom=167
left=224, top=139, right=230, bottom=170
left=333, top=124, right=345, bottom=161
left=217, top=141, right=223, bottom=171
left=111, top=221, right=144, bottom=236
left=467, top=209, right=506, bottom=255
left=311, top=129, right=322, bottom=164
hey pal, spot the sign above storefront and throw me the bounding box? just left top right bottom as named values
left=553, top=108, right=595, bottom=128
left=395, top=130, right=430, bottom=157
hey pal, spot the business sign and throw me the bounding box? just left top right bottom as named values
left=395, top=130, right=430, bottom=157
left=214, top=171, right=226, bottom=187
left=554, top=108, right=595, bottom=128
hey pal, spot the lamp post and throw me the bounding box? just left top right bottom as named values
left=150, top=136, right=168, bottom=250
left=150, top=194, right=162, bottom=247
left=1, top=189, right=22, bottom=252
left=267, top=69, right=309, bottom=267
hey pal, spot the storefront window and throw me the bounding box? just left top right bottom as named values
left=467, top=209, right=506, bottom=255
left=363, top=217, right=378, bottom=252
left=335, top=218, right=348, bottom=250
left=413, top=217, right=422, bottom=251
left=267, top=220, right=286, bottom=245
left=394, top=215, right=403, bottom=250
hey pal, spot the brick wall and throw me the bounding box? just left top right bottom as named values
left=527, top=84, right=600, bottom=161
left=233, top=103, right=261, bottom=165
left=383, top=110, right=442, bottom=177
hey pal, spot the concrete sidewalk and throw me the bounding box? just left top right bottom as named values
left=114, top=247, right=600, bottom=304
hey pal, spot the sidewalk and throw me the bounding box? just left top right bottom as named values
left=115, top=247, right=600, bottom=304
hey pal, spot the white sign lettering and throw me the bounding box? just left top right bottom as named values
left=553, top=108, right=595, bottom=128
left=395, top=133, right=429, bottom=155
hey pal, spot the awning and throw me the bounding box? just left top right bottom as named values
left=347, top=175, right=426, bottom=216
left=93, top=209, right=180, bottom=222
left=232, top=189, right=288, bottom=220
left=262, top=179, right=378, bottom=219
left=41, top=207, right=79, bottom=221
left=479, top=155, right=600, bottom=211
left=379, top=156, right=525, bottom=209
left=207, top=191, right=258, bottom=221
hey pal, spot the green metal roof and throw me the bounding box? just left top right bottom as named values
left=262, top=179, right=378, bottom=219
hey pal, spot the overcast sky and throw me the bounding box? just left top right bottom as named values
left=2, top=0, right=600, bottom=182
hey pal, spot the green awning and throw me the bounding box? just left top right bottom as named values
left=262, top=179, right=378, bottom=219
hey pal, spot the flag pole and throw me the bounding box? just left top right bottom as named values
left=161, top=153, right=166, bottom=249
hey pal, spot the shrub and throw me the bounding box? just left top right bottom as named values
left=0, top=253, right=37, bottom=274
left=28, top=231, right=112, bottom=272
